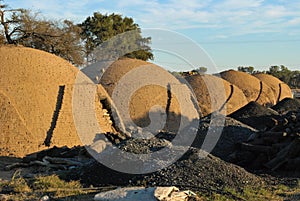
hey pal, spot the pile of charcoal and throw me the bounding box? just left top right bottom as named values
left=228, top=98, right=300, bottom=174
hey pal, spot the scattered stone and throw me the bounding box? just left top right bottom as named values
left=193, top=116, right=257, bottom=161
left=94, top=186, right=199, bottom=201
left=39, top=195, right=50, bottom=201
left=0, top=194, right=8, bottom=201
left=230, top=107, right=300, bottom=173
left=80, top=148, right=262, bottom=193
left=94, top=187, right=156, bottom=201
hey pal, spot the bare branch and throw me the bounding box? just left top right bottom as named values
left=3, top=9, right=24, bottom=12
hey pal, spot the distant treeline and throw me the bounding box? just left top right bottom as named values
left=177, top=66, right=300, bottom=89
left=237, top=65, right=300, bottom=89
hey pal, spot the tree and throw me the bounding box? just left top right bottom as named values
left=266, top=65, right=300, bottom=88
left=0, top=32, right=4, bottom=44
left=268, top=65, right=280, bottom=77
left=197, top=67, right=207, bottom=74
left=237, top=66, right=254, bottom=74
left=1, top=2, right=153, bottom=66
left=0, top=0, right=25, bottom=44
left=19, top=17, right=84, bottom=65
left=79, top=12, right=153, bottom=64
left=290, top=71, right=300, bottom=88
left=0, top=1, right=84, bottom=65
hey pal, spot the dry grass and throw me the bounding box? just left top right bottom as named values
left=0, top=173, right=299, bottom=201
left=202, top=181, right=300, bottom=201
left=0, top=172, right=93, bottom=200
left=33, top=175, right=83, bottom=197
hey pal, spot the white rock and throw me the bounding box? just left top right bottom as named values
left=0, top=194, right=8, bottom=201
left=94, top=187, right=156, bottom=201
left=154, top=186, right=179, bottom=200
left=94, top=186, right=196, bottom=201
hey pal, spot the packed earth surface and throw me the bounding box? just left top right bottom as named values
left=0, top=46, right=299, bottom=200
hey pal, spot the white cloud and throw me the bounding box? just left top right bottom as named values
left=213, top=0, right=264, bottom=10
left=110, top=0, right=214, bottom=29
left=215, top=35, right=228, bottom=39
left=264, top=5, right=287, bottom=18
left=6, top=0, right=300, bottom=38
left=288, top=18, right=300, bottom=25
left=9, top=0, right=105, bottom=22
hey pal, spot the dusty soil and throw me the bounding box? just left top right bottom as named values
left=0, top=129, right=299, bottom=200
left=78, top=147, right=263, bottom=193
left=271, top=98, right=300, bottom=114
left=209, top=98, right=300, bottom=174
left=75, top=108, right=298, bottom=193
left=229, top=101, right=280, bottom=131
left=192, top=116, right=257, bottom=161
left=0, top=46, right=299, bottom=200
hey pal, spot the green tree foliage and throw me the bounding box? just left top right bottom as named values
left=267, top=65, right=300, bottom=88
left=197, top=67, right=207, bottom=74
left=79, top=12, right=153, bottom=64
left=1, top=1, right=153, bottom=66
left=185, top=67, right=208, bottom=75
left=237, top=66, right=254, bottom=74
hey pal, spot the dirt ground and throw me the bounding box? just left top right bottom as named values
left=0, top=46, right=299, bottom=200
left=0, top=145, right=299, bottom=201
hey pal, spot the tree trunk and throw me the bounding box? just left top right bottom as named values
left=0, top=10, right=13, bottom=44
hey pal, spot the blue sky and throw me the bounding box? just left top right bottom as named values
left=7, top=0, right=300, bottom=72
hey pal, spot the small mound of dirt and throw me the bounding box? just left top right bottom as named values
left=79, top=148, right=263, bottom=193
left=229, top=110, right=300, bottom=174
left=116, top=136, right=171, bottom=154
left=271, top=98, right=300, bottom=114
left=229, top=102, right=279, bottom=131
left=230, top=102, right=278, bottom=118
left=220, top=70, right=276, bottom=106
left=76, top=126, right=262, bottom=193
left=192, top=116, right=257, bottom=161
